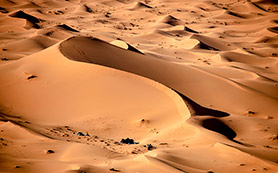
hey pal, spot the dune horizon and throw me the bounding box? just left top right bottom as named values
left=1, top=0, right=278, bottom=172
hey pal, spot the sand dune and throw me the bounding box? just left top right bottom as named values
left=1, top=0, right=278, bottom=173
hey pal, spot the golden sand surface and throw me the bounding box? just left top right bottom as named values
left=0, top=0, right=278, bottom=172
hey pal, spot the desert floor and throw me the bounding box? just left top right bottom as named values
left=0, top=0, right=278, bottom=172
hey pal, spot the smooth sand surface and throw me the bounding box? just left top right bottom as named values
left=1, top=0, right=278, bottom=172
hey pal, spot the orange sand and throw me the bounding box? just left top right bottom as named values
left=1, top=0, right=278, bottom=172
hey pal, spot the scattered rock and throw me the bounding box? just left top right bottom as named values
left=105, top=12, right=111, bottom=18
left=247, top=111, right=255, bottom=115
left=54, top=10, right=64, bottom=15
left=147, top=144, right=154, bottom=150
left=143, top=144, right=155, bottom=150
left=109, top=168, right=120, bottom=172
left=46, top=149, right=54, bottom=154
left=270, top=135, right=278, bottom=140
left=131, top=151, right=137, bottom=154
left=120, top=138, right=138, bottom=144
left=139, top=118, right=150, bottom=125
left=263, top=145, right=273, bottom=149
left=27, top=75, right=37, bottom=80
left=77, top=132, right=85, bottom=136
left=84, top=4, right=93, bottom=13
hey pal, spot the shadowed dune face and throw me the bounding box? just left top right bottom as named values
left=267, top=27, right=278, bottom=34
left=9, top=10, right=41, bottom=29
left=1, top=0, right=278, bottom=172
left=57, top=24, right=79, bottom=32
left=0, top=7, right=9, bottom=13
left=175, top=91, right=230, bottom=117
left=131, top=2, right=152, bottom=10
left=202, top=118, right=236, bottom=140
left=9, top=10, right=40, bottom=23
